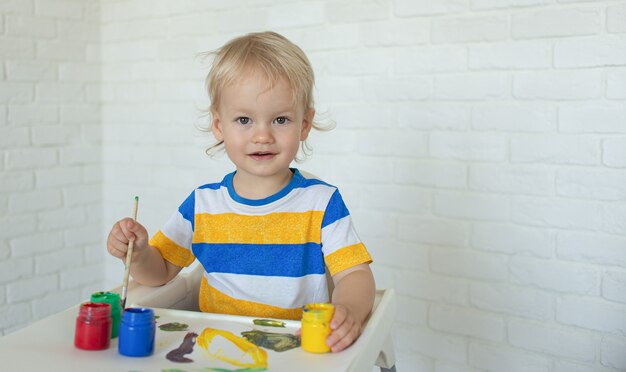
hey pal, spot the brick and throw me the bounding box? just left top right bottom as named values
left=511, top=134, right=600, bottom=165
left=35, top=0, right=84, bottom=19
left=32, top=289, right=82, bottom=319
left=602, top=336, right=626, bottom=370
left=395, top=0, right=467, bottom=16
left=328, top=49, right=391, bottom=76
left=58, top=20, right=99, bottom=41
left=60, top=264, right=102, bottom=289
left=167, top=14, right=216, bottom=38
left=362, top=76, right=431, bottom=101
left=9, top=189, right=62, bottom=214
left=395, top=159, right=467, bottom=188
left=557, top=232, right=626, bottom=267
left=512, top=8, right=601, bottom=39
left=471, top=283, right=554, bottom=320
left=58, top=62, right=100, bottom=81
left=101, top=40, right=159, bottom=62
left=557, top=169, right=626, bottom=201
left=398, top=216, right=469, bottom=248
left=395, top=325, right=467, bottom=363
left=469, top=342, right=552, bottom=372
left=35, top=247, right=83, bottom=276
left=35, top=166, right=81, bottom=188
left=511, top=256, right=599, bottom=295
left=32, top=125, right=80, bottom=145
left=431, top=247, right=508, bottom=280
left=361, top=19, right=430, bottom=47
left=366, top=237, right=429, bottom=270
left=8, top=104, right=58, bottom=125
left=508, top=319, right=595, bottom=361
left=0, top=127, right=29, bottom=148
left=60, top=145, right=101, bottom=165
left=0, top=257, right=33, bottom=284
left=329, top=103, right=393, bottom=129
left=607, top=68, right=626, bottom=99
left=471, top=0, right=549, bottom=9
left=358, top=131, right=428, bottom=157
left=0, top=82, right=34, bottom=103
left=361, top=184, right=430, bottom=213
left=64, top=224, right=100, bottom=247
left=434, top=191, right=510, bottom=221
left=352, top=210, right=396, bottom=239
left=469, top=41, right=552, bottom=70
left=6, top=15, right=56, bottom=38
left=36, top=40, right=86, bottom=61
left=327, top=0, right=390, bottom=23
left=554, top=360, right=605, bottom=372
left=396, top=46, right=466, bottom=74
left=513, top=71, right=602, bottom=100
left=435, top=73, right=509, bottom=101
left=397, top=103, right=469, bottom=130
left=6, top=148, right=57, bottom=170
left=0, top=0, right=33, bottom=14
left=603, top=203, right=626, bottom=234
left=471, top=222, right=554, bottom=258
left=6, top=60, right=57, bottom=81
left=603, top=138, right=626, bottom=167
left=36, top=82, right=84, bottom=103
left=607, top=3, right=626, bottom=33
left=62, top=185, right=101, bottom=207
left=294, top=24, right=359, bottom=52
left=7, top=274, right=57, bottom=302
left=512, top=197, right=601, bottom=230
left=10, top=231, right=63, bottom=258
left=396, top=295, right=428, bottom=326
left=603, top=270, right=626, bottom=304
left=560, top=103, right=626, bottom=133
left=557, top=296, right=626, bottom=335
left=555, top=35, right=626, bottom=68
left=430, top=304, right=505, bottom=341
left=397, top=270, right=468, bottom=305
left=0, top=38, right=35, bottom=59
left=39, top=206, right=87, bottom=231
left=0, top=303, right=31, bottom=329
left=432, top=16, right=508, bottom=44
left=469, top=164, right=554, bottom=196
left=430, top=132, right=507, bottom=161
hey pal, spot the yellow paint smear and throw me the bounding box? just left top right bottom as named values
left=196, top=328, right=268, bottom=369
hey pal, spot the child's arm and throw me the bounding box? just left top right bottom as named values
left=327, top=263, right=376, bottom=352
left=107, top=218, right=183, bottom=286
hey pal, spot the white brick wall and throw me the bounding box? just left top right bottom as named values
left=0, top=1, right=102, bottom=336
left=1, top=1, right=625, bottom=371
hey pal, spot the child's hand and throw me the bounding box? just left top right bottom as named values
left=326, top=303, right=362, bottom=352
left=107, top=218, right=149, bottom=261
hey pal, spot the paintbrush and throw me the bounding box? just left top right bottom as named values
left=121, top=196, right=139, bottom=310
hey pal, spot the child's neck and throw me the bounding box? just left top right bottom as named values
left=232, top=169, right=294, bottom=200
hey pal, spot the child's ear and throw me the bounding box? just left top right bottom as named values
left=300, top=108, right=314, bottom=141
left=211, top=110, right=224, bottom=141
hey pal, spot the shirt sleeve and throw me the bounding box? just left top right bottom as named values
left=321, top=189, right=372, bottom=276
left=149, top=190, right=196, bottom=267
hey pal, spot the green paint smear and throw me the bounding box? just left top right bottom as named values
left=252, top=319, right=285, bottom=328
left=159, top=322, right=189, bottom=331
left=241, top=330, right=300, bottom=352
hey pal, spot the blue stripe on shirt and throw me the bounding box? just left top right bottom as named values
left=178, top=191, right=196, bottom=231
left=321, top=189, right=350, bottom=228
left=192, top=242, right=325, bottom=277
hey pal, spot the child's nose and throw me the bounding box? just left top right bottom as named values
left=252, top=123, right=273, bottom=143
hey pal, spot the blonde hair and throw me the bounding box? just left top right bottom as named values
left=201, top=31, right=332, bottom=160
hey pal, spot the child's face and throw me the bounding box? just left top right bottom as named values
left=211, top=70, right=313, bottom=183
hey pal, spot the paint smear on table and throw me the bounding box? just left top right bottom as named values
left=196, top=328, right=268, bottom=369
left=241, top=330, right=299, bottom=352
left=159, top=322, right=189, bottom=332
left=252, top=319, right=285, bottom=328
left=166, top=332, right=198, bottom=363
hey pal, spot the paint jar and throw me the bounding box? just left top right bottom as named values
left=118, top=307, right=155, bottom=357
left=301, top=303, right=335, bottom=353
left=90, top=291, right=122, bottom=338
left=74, top=302, right=112, bottom=350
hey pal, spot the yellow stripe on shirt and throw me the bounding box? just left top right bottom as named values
left=199, top=276, right=303, bottom=320
left=194, top=211, right=324, bottom=245
left=150, top=230, right=195, bottom=267
left=325, top=243, right=372, bottom=276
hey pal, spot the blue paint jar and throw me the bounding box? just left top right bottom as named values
left=118, top=307, right=155, bottom=357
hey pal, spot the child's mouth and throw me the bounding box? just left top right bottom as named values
left=249, top=152, right=276, bottom=160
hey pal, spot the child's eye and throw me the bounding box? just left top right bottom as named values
left=236, top=117, right=250, bottom=125
left=274, top=117, right=289, bottom=125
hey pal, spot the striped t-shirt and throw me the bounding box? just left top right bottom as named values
left=149, top=168, right=372, bottom=320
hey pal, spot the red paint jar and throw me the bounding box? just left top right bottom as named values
left=74, top=302, right=112, bottom=350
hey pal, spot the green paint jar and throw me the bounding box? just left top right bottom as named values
left=91, top=291, right=122, bottom=338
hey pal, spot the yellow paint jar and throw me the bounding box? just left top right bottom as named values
left=301, top=303, right=335, bottom=353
